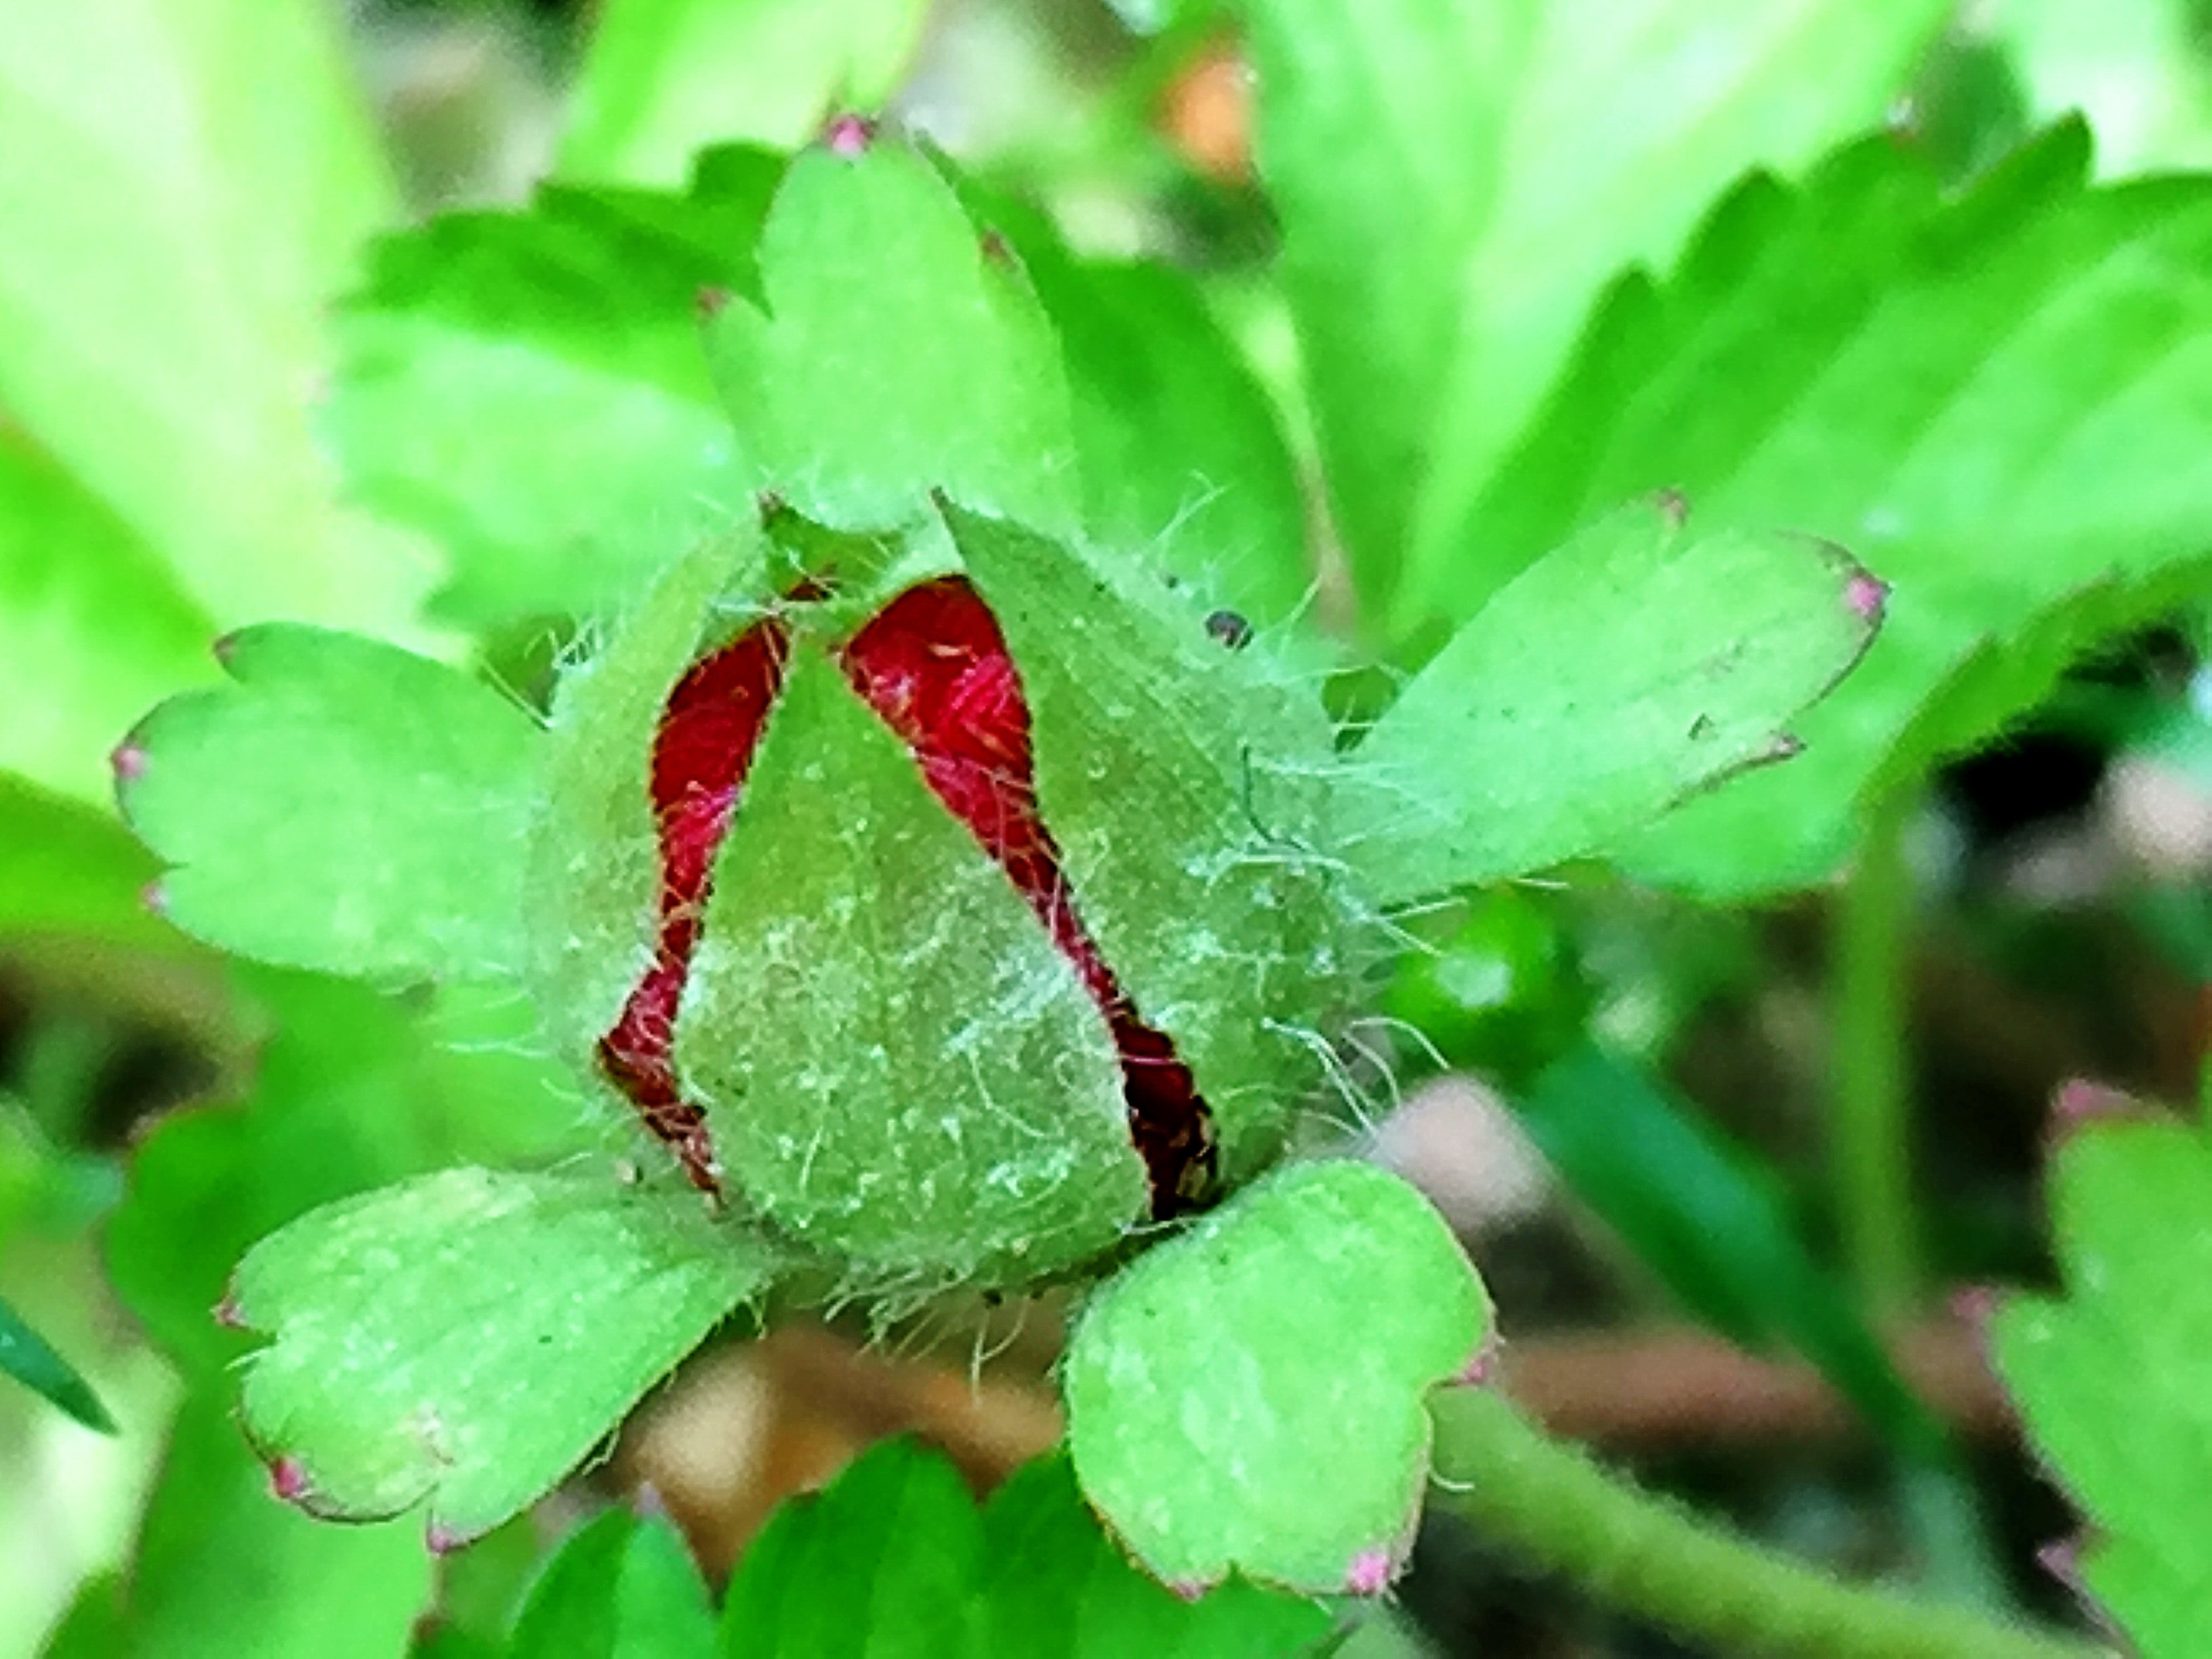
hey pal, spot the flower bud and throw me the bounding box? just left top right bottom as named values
left=529, top=501, right=1359, bottom=1297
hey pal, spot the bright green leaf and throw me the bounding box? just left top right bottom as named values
left=1519, top=1043, right=1942, bottom=1454
left=0, top=773, right=176, bottom=949
left=978, top=1456, right=1336, bottom=1658
left=681, top=644, right=1145, bottom=1290
left=1990, top=1112, right=2212, bottom=1652
left=0, top=0, right=426, bottom=638
left=943, top=503, right=1353, bottom=1181
left=125, top=1393, right=433, bottom=1659
left=331, top=151, right=781, bottom=628
left=0, top=428, right=214, bottom=806
left=509, top=1507, right=716, bottom=1659
left=703, top=136, right=1078, bottom=535
left=119, top=625, right=541, bottom=979
left=1237, top=0, right=1945, bottom=616
left=562, top=0, right=930, bottom=187
left=721, top=1438, right=981, bottom=1659
left=1999, top=0, right=2212, bottom=178
left=1064, top=1160, right=1490, bottom=1594
left=1337, top=497, right=1879, bottom=903
left=0, top=1293, right=114, bottom=1432
left=230, top=1165, right=769, bottom=1544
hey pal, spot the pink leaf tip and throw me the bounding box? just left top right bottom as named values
left=212, top=1293, right=248, bottom=1330
left=1845, top=570, right=1889, bottom=624
left=1345, top=1547, right=1395, bottom=1595
left=425, top=1520, right=466, bottom=1556
left=110, top=739, right=146, bottom=785
left=2052, top=1078, right=2139, bottom=1134
left=823, top=112, right=877, bottom=157
left=140, top=880, right=168, bottom=917
left=268, top=1455, right=311, bottom=1504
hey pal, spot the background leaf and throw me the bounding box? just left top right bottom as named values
left=1235, top=0, right=1946, bottom=617
left=0, top=0, right=426, bottom=638
left=0, top=1293, right=114, bottom=1433
left=119, top=626, right=542, bottom=980
left=331, top=150, right=781, bottom=629
left=1337, top=497, right=1881, bottom=901
left=1064, top=1161, right=1489, bottom=1593
left=1393, top=121, right=2212, bottom=895
left=1990, top=1111, right=2212, bottom=1652
left=561, top=0, right=931, bottom=187
left=508, top=1507, right=716, bottom=1659
left=0, top=428, right=214, bottom=806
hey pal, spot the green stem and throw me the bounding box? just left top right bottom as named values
left=1429, top=1389, right=2102, bottom=1659
left=1834, top=787, right=1921, bottom=1316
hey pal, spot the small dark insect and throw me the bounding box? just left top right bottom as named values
left=1205, top=609, right=1253, bottom=651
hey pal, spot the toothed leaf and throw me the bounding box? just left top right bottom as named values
left=508, top=1507, right=716, bottom=1659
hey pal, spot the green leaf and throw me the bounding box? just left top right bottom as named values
left=1399, top=121, right=2212, bottom=895
left=508, top=1507, right=716, bottom=1659
left=123, top=1393, right=434, bottom=1659
left=978, top=1456, right=1336, bottom=1658
left=680, top=644, right=1145, bottom=1291
left=1005, top=229, right=1313, bottom=626
left=332, top=150, right=781, bottom=628
left=0, top=428, right=214, bottom=806
left=119, top=625, right=541, bottom=979
left=1237, top=0, right=1945, bottom=616
left=106, top=970, right=595, bottom=1379
left=0, top=0, right=424, bottom=638
left=703, top=136, right=1078, bottom=535
left=721, top=1438, right=982, bottom=1659
left=1519, top=1043, right=1942, bottom=1454
left=1999, top=0, right=2212, bottom=178
left=942, top=503, right=1353, bottom=1181
left=0, top=773, right=176, bottom=949
left=230, top=1165, right=769, bottom=1544
left=1064, top=1160, right=1490, bottom=1594
left=1336, top=497, right=1880, bottom=903
left=0, top=1293, right=113, bottom=1432
left=562, top=0, right=931, bottom=187
left=1990, top=1112, right=2212, bottom=1652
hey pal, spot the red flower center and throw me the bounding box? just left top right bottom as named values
left=596, top=575, right=1216, bottom=1221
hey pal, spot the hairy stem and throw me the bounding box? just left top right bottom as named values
left=1834, top=787, right=1920, bottom=1316
left=1429, top=1389, right=2102, bottom=1659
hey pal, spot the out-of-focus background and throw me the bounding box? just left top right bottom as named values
left=10, top=1, right=2212, bottom=1653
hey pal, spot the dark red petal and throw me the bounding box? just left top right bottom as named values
left=596, top=619, right=793, bottom=1193
left=841, top=576, right=1216, bottom=1218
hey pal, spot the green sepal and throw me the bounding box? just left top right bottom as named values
left=527, top=529, right=770, bottom=1072
left=942, top=503, right=1357, bottom=1180
left=120, top=626, right=541, bottom=980
left=679, top=644, right=1146, bottom=1295
left=1065, top=1160, right=1491, bottom=1594
left=703, top=135, right=1078, bottom=536
left=230, top=1164, right=772, bottom=1545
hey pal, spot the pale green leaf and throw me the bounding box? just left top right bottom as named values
left=1337, top=498, right=1879, bottom=902
left=1065, top=1160, right=1490, bottom=1594
left=703, top=136, right=1078, bottom=535
left=680, top=645, right=1145, bottom=1291
left=119, top=626, right=541, bottom=979
left=330, top=151, right=781, bottom=628
left=1991, top=1113, right=2212, bottom=1653
left=2000, top=0, right=2212, bottom=178
left=562, top=0, right=931, bottom=187
left=0, top=0, right=428, bottom=636
left=1237, top=0, right=1945, bottom=615
left=231, top=1165, right=768, bottom=1544
left=0, top=428, right=213, bottom=805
